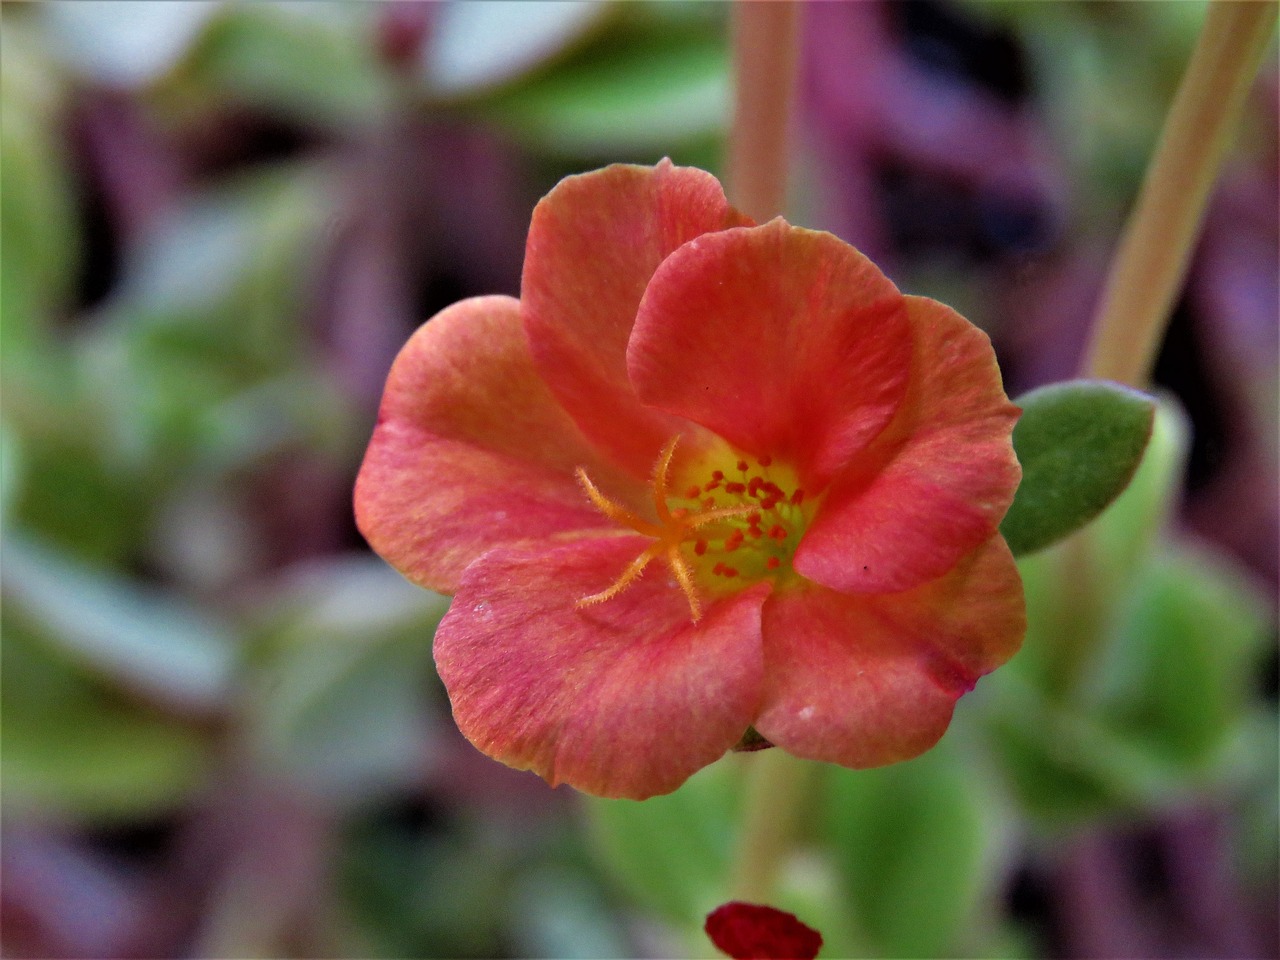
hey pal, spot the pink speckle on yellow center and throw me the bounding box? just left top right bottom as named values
left=575, top=437, right=815, bottom=621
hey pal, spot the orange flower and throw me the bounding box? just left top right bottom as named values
left=355, top=161, right=1024, bottom=799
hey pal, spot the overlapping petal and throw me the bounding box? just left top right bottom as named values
left=794, top=295, right=1021, bottom=594
left=628, top=219, right=912, bottom=490
left=358, top=161, right=1027, bottom=799
left=522, top=161, right=752, bottom=477
left=433, top=536, right=770, bottom=799
left=754, top=535, right=1024, bottom=768
left=354, top=295, right=642, bottom=594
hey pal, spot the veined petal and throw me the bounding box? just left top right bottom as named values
left=354, top=295, right=641, bottom=594
left=522, top=161, right=752, bottom=478
left=627, top=219, right=912, bottom=491
left=794, top=295, right=1021, bottom=594
left=754, top=536, right=1024, bottom=768
left=434, top=536, right=770, bottom=799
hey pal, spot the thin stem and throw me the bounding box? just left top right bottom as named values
left=725, top=0, right=805, bottom=907
left=728, top=1, right=801, bottom=224
left=1081, top=0, right=1277, bottom=387
left=731, top=751, right=821, bottom=902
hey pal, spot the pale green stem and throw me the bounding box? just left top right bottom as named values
left=1081, top=0, right=1277, bottom=386
left=731, top=751, right=821, bottom=902
left=1061, top=1, right=1275, bottom=699
left=724, top=0, right=810, bottom=907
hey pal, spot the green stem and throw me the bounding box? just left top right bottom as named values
left=725, top=0, right=809, bottom=907
left=1081, top=0, right=1277, bottom=386
left=1061, top=1, right=1275, bottom=699
left=731, top=751, right=821, bottom=902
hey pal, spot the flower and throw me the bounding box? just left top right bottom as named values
left=354, top=160, right=1024, bottom=800
left=705, top=902, right=823, bottom=960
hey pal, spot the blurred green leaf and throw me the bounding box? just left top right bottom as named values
left=11, top=423, right=160, bottom=566
left=243, top=556, right=449, bottom=801
left=985, top=668, right=1194, bottom=822
left=507, top=866, right=631, bottom=960
left=992, top=526, right=1269, bottom=822
left=824, top=742, right=998, bottom=958
left=587, top=761, right=740, bottom=923
left=424, top=0, right=614, bottom=97
left=340, top=810, right=513, bottom=959
left=178, top=3, right=389, bottom=128
left=79, top=166, right=347, bottom=476
left=1010, top=398, right=1190, bottom=693
left=0, top=421, right=21, bottom=523
left=1088, top=397, right=1190, bottom=590
left=0, top=18, right=78, bottom=346
left=479, top=28, right=729, bottom=156
left=1, top=624, right=211, bottom=821
left=1099, top=544, right=1270, bottom=769
left=1, top=534, right=238, bottom=712
left=1002, top=380, right=1155, bottom=556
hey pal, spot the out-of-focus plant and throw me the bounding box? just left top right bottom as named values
left=2, top=2, right=1275, bottom=959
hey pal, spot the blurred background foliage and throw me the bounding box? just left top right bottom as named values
left=0, top=2, right=1275, bottom=957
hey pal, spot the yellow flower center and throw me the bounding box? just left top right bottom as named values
left=575, top=436, right=814, bottom=621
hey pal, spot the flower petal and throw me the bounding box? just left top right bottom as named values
left=754, top=536, right=1024, bottom=768
left=522, top=161, right=752, bottom=477
left=627, top=219, right=913, bottom=490
left=794, top=295, right=1021, bottom=594
left=705, top=902, right=824, bottom=960
left=354, top=295, right=640, bottom=594
left=433, top=536, right=770, bottom=799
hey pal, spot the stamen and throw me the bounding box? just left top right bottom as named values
left=576, top=437, right=807, bottom=623
left=666, top=545, right=702, bottom=621
left=576, top=541, right=664, bottom=609
left=575, top=468, right=660, bottom=537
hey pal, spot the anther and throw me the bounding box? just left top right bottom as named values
left=766, top=557, right=781, bottom=570
left=758, top=455, right=773, bottom=467
left=736, top=460, right=749, bottom=472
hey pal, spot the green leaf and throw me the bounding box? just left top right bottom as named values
left=1099, top=543, right=1270, bottom=769
left=0, top=421, right=21, bottom=523
left=1, top=534, right=238, bottom=712
left=823, top=742, right=999, bottom=958
left=242, top=556, right=449, bottom=801
left=586, top=761, right=741, bottom=923
left=178, top=4, right=390, bottom=129
left=1009, top=398, right=1190, bottom=693
left=1, top=623, right=211, bottom=821
left=1001, top=379, right=1155, bottom=556
left=983, top=669, right=1191, bottom=822
left=0, top=19, right=79, bottom=339
left=479, top=28, right=729, bottom=156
